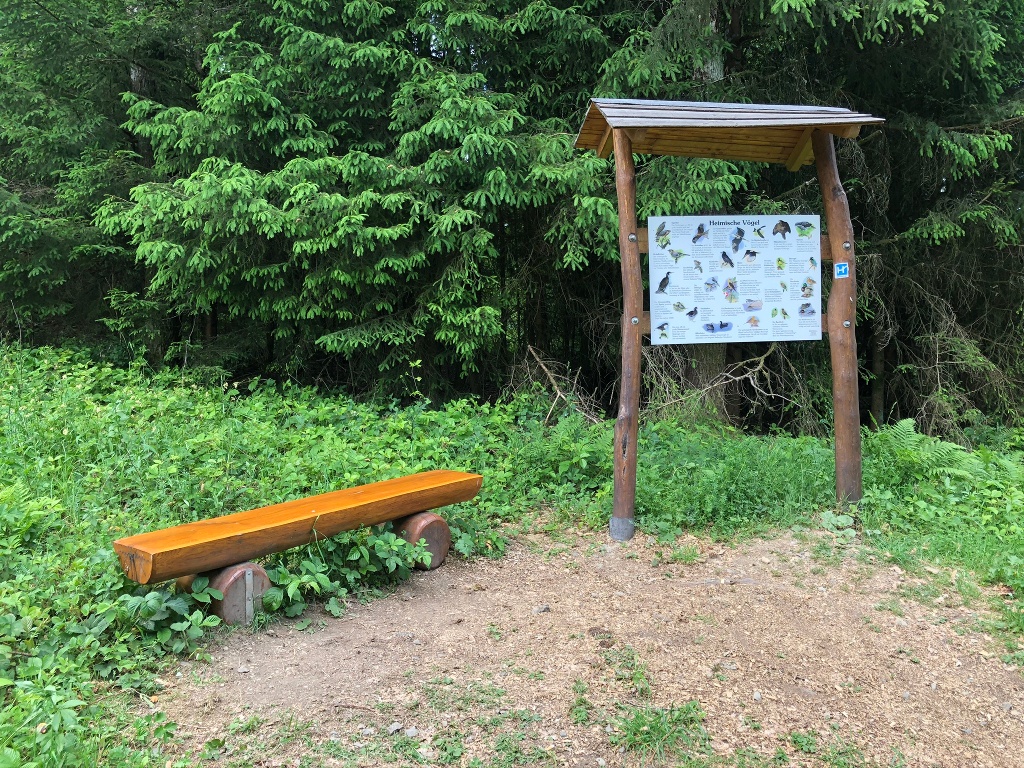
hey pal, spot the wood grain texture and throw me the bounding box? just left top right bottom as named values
left=813, top=131, right=863, bottom=503
left=597, top=124, right=614, bottom=159
left=574, top=98, right=883, bottom=162
left=113, top=470, right=483, bottom=584
left=785, top=128, right=816, bottom=171
left=612, top=129, right=641, bottom=537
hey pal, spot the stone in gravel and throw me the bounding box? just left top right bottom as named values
left=388, top=722, right=402, bottom=735
left=360, top=727, right=375, bottom=737
left=533, top=604, right=551, bottom=614
left=895, top=618, right=908, bottom=627
left=405, top=727, right=418, bottom=738
left=1003, top=702, right=1013, bottom=712
left=753, top=691, right=762, bottom=702
left=902, top=691, right=911, bottom=700
left=560, top=730, right=568, bottom=737
left=237, top=665, right=250, bottom=673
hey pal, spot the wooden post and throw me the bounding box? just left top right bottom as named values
left=813, top=131, right=863, bottom=503
left=610, top=129, right=642, bottom=540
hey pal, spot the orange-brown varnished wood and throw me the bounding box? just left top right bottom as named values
left=814, top=131, right=863, bottom=503
left=113, top=470, right=483, bottom=584
left=611, top=129, right=642, bottom=536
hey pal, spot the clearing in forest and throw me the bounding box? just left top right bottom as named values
left=156, top=530, right=1023, bottom=767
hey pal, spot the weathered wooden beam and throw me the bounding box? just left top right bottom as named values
left=625, top=127, right=649, bottom=146
left=813, top=131, right=863, bottom=503
left=611, top=129, right=642, bottom=541
left=113, top=470, right=483, bottom=584
left=819, top=236, right=832, bottom=263
left=637, top=227, right=649, bottom=253
left=785, top=128, right=816, bottom=171
left=597, top=124, right=614, bottom=159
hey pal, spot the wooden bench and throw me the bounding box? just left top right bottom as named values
left=113, top=470, right=482, bottom=621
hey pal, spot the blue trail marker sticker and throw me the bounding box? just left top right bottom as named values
left=834, top=262, right=850, bottom=279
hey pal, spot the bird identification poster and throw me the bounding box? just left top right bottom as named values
left=647, top=215, right=822, bottom=345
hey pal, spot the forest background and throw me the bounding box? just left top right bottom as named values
left=3, top=0, right=1024, bottom=435
left=4, top=2, right=1024, bottom=765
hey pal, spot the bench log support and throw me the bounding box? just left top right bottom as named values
left=177, top=563, right=271, bottom=625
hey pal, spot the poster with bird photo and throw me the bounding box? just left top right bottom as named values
left=648, top=214, right=822, bottom=345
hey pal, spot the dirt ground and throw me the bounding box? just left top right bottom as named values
left=154, top=529, right=1024, bottom=767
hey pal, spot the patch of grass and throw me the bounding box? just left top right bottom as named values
left=812, top=539, right=844, bottom=566
left=479, top=733, right=553, bottom=767
left=874, top=598, right=905, bottom=617
left=634, top=423, right=833, bottom=540
left=603, top=644, right=653, bottom=698
left=861, top=615, right=883, bottom=633
left=670, top=544, right=703, bottom=564
left=955, top=575, right=982, bottom=604
left=897, top=581, right=941, bottom=604
left=894, top=647, right=920, bottom=664
left=610, top=701, right=708, bottom=762
left=423, top=677, right=506, bottom=712
left=435, top=732, right=467, bottom=764
left=569, top=679, right=593, bottom=724
left=789, top=729, right=819, bottom=754
left=227, top=714, right=263, bottom=735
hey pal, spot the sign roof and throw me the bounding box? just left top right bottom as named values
left=574, top=98, right=884, bottom=169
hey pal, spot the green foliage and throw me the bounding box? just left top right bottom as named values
left=4, top=345, right=1024, bottom=765
left=4, top=0, right=1024, bottom=431
left=87, top=0, right=637, bottom=384
left=789, top=730, right=819, bottom=754
left=0, top=344, right=596, bottom=765
left=603, top=644, right=653, bottom=699
left=859, top=419, right=1024, bottom=599
left=635, top=422, right=835, bottom=539
left=610, top=701, right=709, bottom=762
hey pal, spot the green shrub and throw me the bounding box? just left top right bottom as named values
left=635, top=422, right=834, bottom=539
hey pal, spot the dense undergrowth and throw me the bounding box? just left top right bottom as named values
left=1, top=344, right=1023, bottom=767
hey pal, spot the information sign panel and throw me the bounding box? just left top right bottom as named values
left=648, top=215, right=822, bottom=345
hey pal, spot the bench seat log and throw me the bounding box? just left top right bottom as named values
left=113, top=470, right=482, bottom=584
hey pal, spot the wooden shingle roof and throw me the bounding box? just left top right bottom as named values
left=574, top=99, right=884, bottom=170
